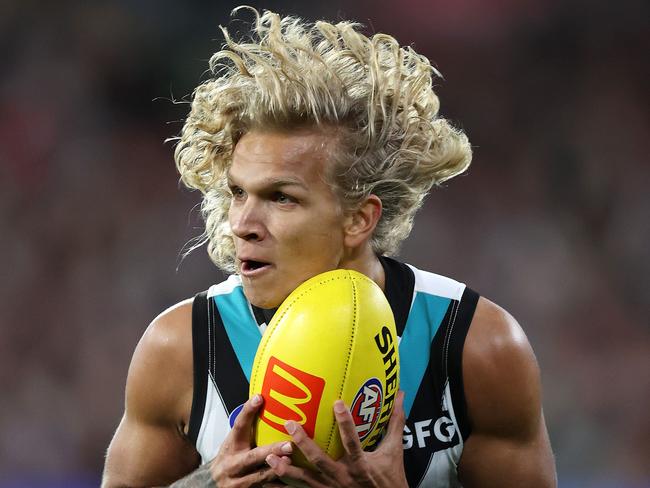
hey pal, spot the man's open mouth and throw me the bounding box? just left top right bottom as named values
left=241, top=260, right=271, bottom=273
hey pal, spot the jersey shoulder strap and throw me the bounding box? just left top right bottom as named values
left=406, top=264, right=479, bottom=440
left=187, top=275, right=263, bottom=447
left=443, top=285, right=479, bottom=440
left=188, top=290, right=209, bottom=445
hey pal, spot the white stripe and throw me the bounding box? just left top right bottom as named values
left=415, top=448, right=463, bottom=488
left=207, top=274, right=242, bottom=298
left=196, top=376, right=231, bottom=464
left=408, top=264, right=466, bottom=301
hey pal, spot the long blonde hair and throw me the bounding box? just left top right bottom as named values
left=174, top=7, right=472, bottom=272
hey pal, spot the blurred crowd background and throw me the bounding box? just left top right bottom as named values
left=1, top=0, right=648, bottom=486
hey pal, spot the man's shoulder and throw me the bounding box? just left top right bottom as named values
left=457, top=301, right=556, bottom=484
left=465, top=297, right=532, bottom=377
left=463, top=297, right=542, bottom=437
left=394, top=259, right=540, bottom=434
left=125, top=297, right=196, bottom=425
left=150, top=298, right=195, bottom=335
left=145, top=297, right=195, bottom=363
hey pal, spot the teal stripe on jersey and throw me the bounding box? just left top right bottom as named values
left=399, top=292, right=451, bottom=416
left=214, top=287, right=262, bottom=382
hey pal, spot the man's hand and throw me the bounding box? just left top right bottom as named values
left=201, top=394, right=294, bottom=487
left=264, top=391, right=408, bottom=488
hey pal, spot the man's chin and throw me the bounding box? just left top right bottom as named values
left=241, top=286, right=285, bottom=309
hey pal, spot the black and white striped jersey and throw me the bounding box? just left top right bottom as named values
left=188, top=257, right=479, bottom=487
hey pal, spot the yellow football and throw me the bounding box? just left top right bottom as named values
left=249, top=269, right=400, bottom=468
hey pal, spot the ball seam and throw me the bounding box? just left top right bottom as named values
left=325, top=272, right=357, bottom=454
left=251, top=273, right=351, bottom=386
left=251, top=272, right=354, bottom=440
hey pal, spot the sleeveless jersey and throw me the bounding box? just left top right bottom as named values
left=188, top=257, right=479, bottom=487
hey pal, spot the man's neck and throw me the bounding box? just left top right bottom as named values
left=338, top=247, right=386, bottom=291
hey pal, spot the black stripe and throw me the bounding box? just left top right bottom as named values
left=208, top=295, right=251, bottom=415
left=251, top=304, right=267, bottom=326
left=447, top=287, right=479, bottom=440
left=251, top=304, right=277, bottom=327
left=379, top=256, right=415, bottom=336
left=403, top=300, right=456, bottom=487
left=188, top=291, right=209, bottom=446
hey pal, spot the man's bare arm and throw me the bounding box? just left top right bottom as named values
left=168, top=464, right=214, bottom=487
left=458, top=297, right=557, bottom=488
left=102, top=300, right=200, bottom=487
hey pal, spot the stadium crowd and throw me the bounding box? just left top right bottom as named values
left=0, top=0, right=647, bottom=486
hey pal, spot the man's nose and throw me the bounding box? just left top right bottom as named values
left=230, top=198, right=266, bottom=241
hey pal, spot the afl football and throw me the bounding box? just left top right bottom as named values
left=249, top=269, right=400, bottom=468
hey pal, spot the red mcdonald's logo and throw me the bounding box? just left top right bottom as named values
left=260, top=356, right=325, bottom=438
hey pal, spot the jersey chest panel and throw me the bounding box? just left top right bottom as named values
left=190, top=262, right=478, bottom=487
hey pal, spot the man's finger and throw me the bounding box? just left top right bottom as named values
left=266, top=454, right=329, bottom=488
left=234, top=465, right=280, bottom=487
left=333, top=400, right=364, bottom=460
left=284, top=421, right=337, bottom=477
left=234, top=441, right=293, bottom=473
left=229, top=394, right=264, bottom=446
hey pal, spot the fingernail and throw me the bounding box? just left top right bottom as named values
left=281, top=442, right=293, bottom=454
left=285, top=421, right=296, bottom=434
left=251, top=394, right=262, bottom=406
left=266, top=454, right=278, bottom=468
left=334, top=400, right=347, bottom=414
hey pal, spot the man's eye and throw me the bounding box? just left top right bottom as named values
left=273, top=192, right=296, bottom=204
left=231, top=187, right=245, bottom=198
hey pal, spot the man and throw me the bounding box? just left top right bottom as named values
left=103, top=7, right=556, bottom=487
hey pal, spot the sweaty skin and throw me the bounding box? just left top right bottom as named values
left=102, top=130, right=556, bottom=487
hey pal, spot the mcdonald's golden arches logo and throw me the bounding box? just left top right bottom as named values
left=260, top=356, right=325, bottom=438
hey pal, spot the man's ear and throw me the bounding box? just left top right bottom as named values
left=343, top=195, right=382, bottom=248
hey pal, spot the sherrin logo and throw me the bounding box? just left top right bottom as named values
left=350, top=377, right=383, bottom=440
left=364, top=324, right=399, bottom=448
left=259, top=356, right=325, bottom=438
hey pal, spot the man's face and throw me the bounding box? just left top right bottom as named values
left=228, top=129, right=347, bottom=308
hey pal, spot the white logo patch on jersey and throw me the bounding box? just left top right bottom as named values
left=402, top=415, right=457, bottom=450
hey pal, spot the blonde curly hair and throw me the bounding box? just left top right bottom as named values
left=174, top=7, right=472, bottom=272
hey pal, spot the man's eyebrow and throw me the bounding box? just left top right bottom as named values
left=265, top=177, right=308, bottom=189
left=227, top=174, right=308, bottom=190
